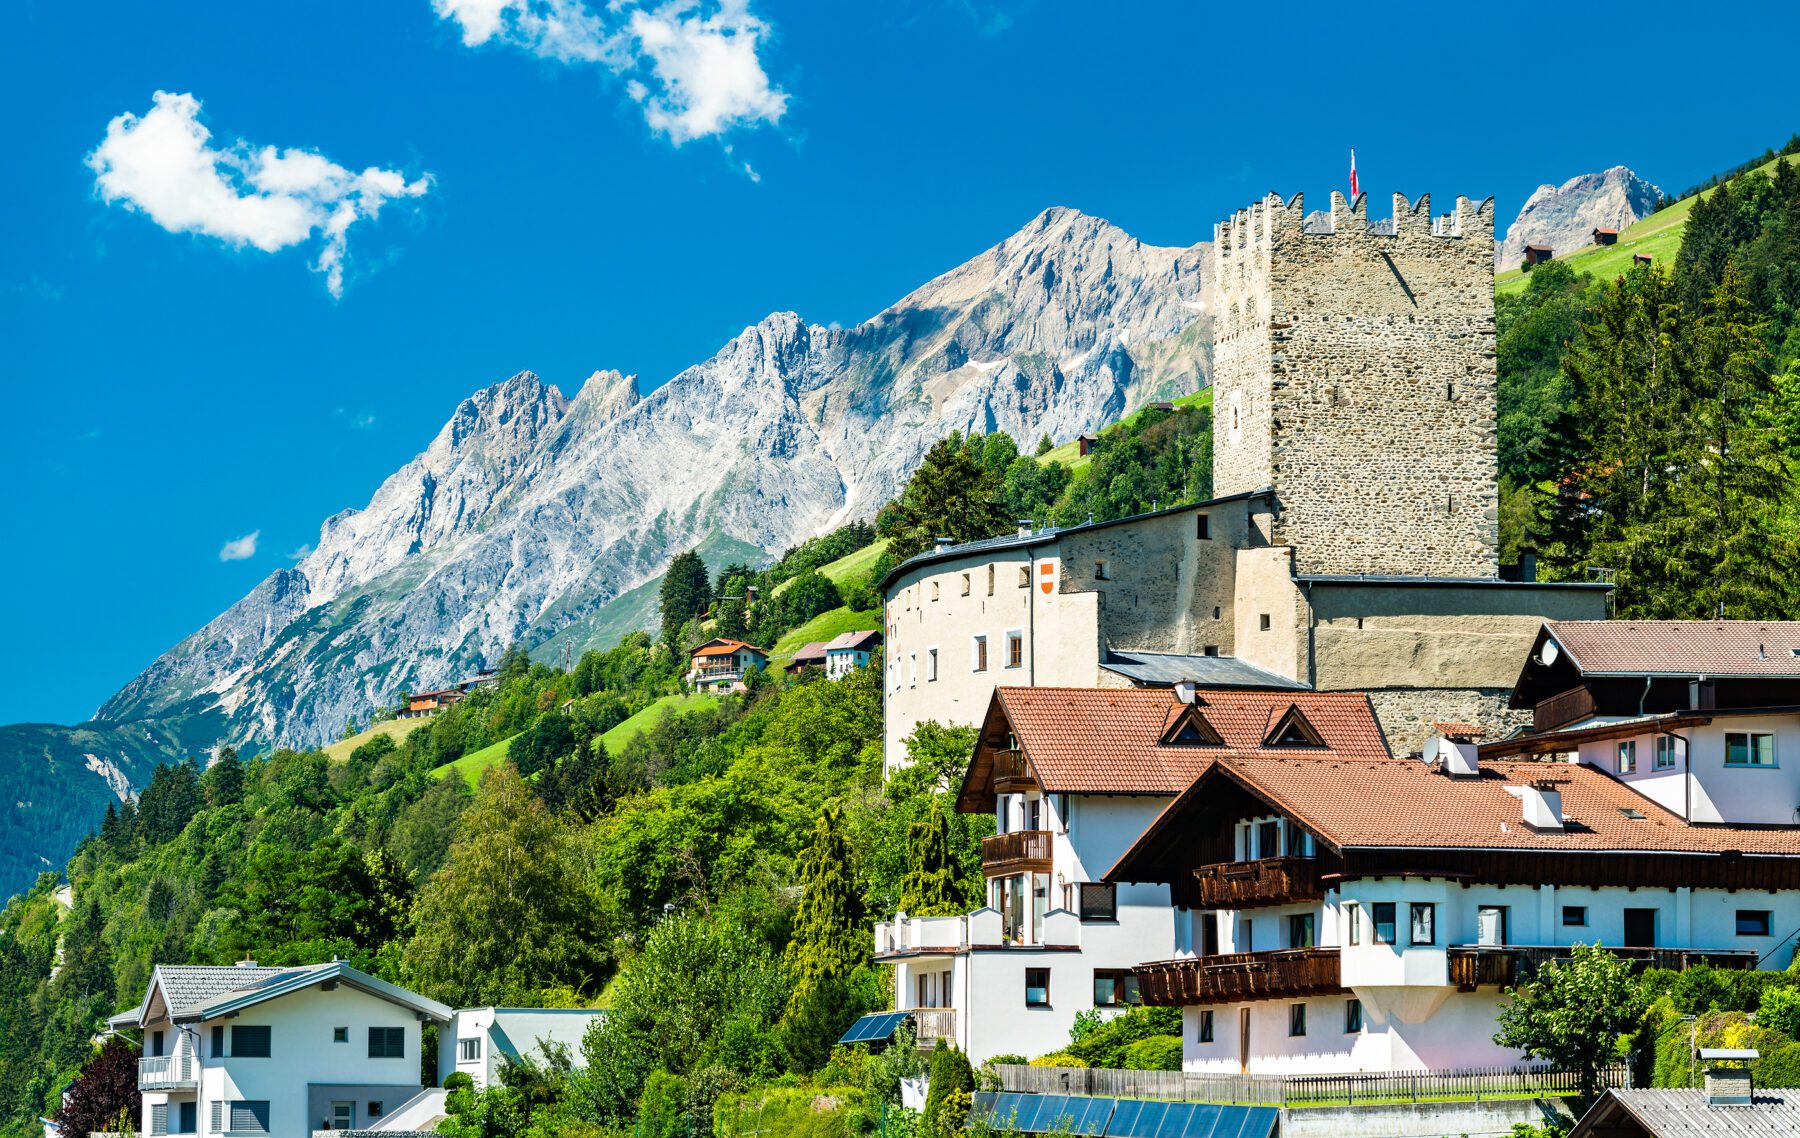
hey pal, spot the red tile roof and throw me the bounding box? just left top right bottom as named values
left=1188, top=755, right=1800, bottom=855
left=690, top=638, right=767, bottom=659
left=974, top=687, right=1389, bottom=799
left=1546, top=620, right=1800, bottom=677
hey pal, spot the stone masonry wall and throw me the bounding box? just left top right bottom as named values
left=1363, top=687, right=1530, bottom=758
left=1211, top=191, right=1499, bottom=576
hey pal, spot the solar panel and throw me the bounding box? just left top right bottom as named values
left=1068, top=1096, right=1117, bottom=1135
left=836, top=1010, right=909, bottom=1044
left=1205, top=1106, right=1276, bottom=1138
left=1105, top=1098, right=1173, bottom=1138
left=977, top=1092, right=1034, bottom=1131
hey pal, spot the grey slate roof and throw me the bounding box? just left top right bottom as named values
left=1099, top=651, right=1310, bottom=691
left=124, top=960, right=453, bottom=1026
left=1571, top=1088, right=1800, bottom=1137
left=152, top=964, right=293, bottom=1017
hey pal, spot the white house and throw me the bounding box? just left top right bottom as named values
left=870, top=684, right=1391, bottom=1063
left=112, top=959, right=451, bottom=1136
left=684, top=639, right=770, bottom=694
left=823, top=630, right=882, bottom=680
left=1106, top=740, right=1799, bottom=1075
left=439, top=1008, right=606, bottom=1090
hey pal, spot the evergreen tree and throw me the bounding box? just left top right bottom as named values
left=922, top=1041, right=975, bottom=1138
left=137, top=761, right=203, bottom=845
left=204, top=746, right=244, bottom=808
left=783, top=803, right=866, bottom=986
left=884, top=433, right=1013, bottom=559
left=1035, top=433, right=1054, bottom=456
left=498, top=642, right=532, bottom=682
left=659, top=550, right=712, bottom=646
left=897, top=799, right=962, bottom=917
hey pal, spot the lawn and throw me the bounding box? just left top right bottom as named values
left=1040, top=388, right=1212, bottom=470
left=599, top=692, right=720, bottom=753
left=772, top=539, right=889, bottom=598
left=769, top=606, right=882, bottom=665
left=323, top=716, right=435, bottom=763
left=1496, top=154, right=1792, bottom=296
left=432, top=733, right=515, bottom=785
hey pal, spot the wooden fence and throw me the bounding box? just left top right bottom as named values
left=990, top=1063, right=1630, bottom=1107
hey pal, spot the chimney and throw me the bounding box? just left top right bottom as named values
left=933, top=536, right=953, bottom=551
left=1700, top=1048, right=1758, bottom=1106
left=1517, top=781, right=1564, bottom=829
left=1689, top=678, right=1716, bottom=711
left=1431, top=736, right=1481, bottom=778
left=1520, top=550, right=1538, bottom=583
left=236, top=955, right=259, bottom=968
left=1016, top=519, right=1035, bottom=537
left=1174, top=681, right=1198, bottom=705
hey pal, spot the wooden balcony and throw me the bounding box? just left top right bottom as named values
left=1534, top=685, right=1598, bottom=732
left=1134, top=948, right=1344, bottom=1006
left=1193, top=857, right=1325, bottom=910
left=992, top=750, right=1038, bottom=792
left=910, top=1007, right=956, bottom=1044
left=982, top=830, right=1053, bottom=877
left=1449, top=945, right=1760, bottom=991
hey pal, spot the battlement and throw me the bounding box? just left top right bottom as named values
left=1215, top=191, right=1496, bottom=250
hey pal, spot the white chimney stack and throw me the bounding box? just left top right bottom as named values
left=1516, top=782, right=1564, bottom=829
left=1174, top=681, right=1198, bottom=705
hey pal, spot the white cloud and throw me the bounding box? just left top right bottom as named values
left=87, top=92, right=431, bottom=297
left=219, top=530, right=261, bottom=562
left=433, top=0, right=786, bottom=148
left=289, top=543, right=314, bottom=561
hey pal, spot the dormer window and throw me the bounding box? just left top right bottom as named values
left=1266, top=705, right=1326, bottom=748
left=1161, top=705, right=1224, bottom=746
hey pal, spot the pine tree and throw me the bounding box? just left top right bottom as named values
left=784, top=803, right=866, bottom=985
left=204, top=745, right=244, bottom=808
left=897, top=799, right=963, bottom=917
left=1035, top=434, right=1054, bottom=456
left=658, top=550, right=712, bottom=646
left=497, top=642, right=532, bottom=681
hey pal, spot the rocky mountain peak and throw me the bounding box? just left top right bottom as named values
left=1498, top=165, right=1664, bottom=270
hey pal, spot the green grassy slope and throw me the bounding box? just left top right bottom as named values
left=433, top=733, right=516, bottom=785
left=770, top=538, right=889, bottom=598
left=1496, top=155, right=1791, bottom=295
left=1040, top=388, right=1214, bottom=470
left=600, top=693, right=720, bottom=753
left=323, top=716, right=435, bottom=763
left=769, top=607, right=883, bottom=665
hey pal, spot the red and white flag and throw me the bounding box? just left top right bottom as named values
left=1348, top=148, right=1360, bottom=199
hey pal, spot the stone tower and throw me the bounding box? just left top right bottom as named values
left=1210, top=191, right=1499, bottom=577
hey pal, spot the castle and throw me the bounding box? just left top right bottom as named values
left=879, top=190, right=1608, bottom=768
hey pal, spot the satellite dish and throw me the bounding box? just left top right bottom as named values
left=1539, top=639, right=1560, bottom=667
left=1422, top=736, right=1441, bottom=763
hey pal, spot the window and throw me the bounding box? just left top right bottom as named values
left=1478, top=905, right=1510, bottom=947
left=211, top=1025, right=224, bottom=1056
left=1018, top=567, right=1030, bottom=588
left=1344, top=902, right=1360, bottom=946
left=1288, top=913, right=1316, bottom=949
left=1617, top=740, right=1637, bottom=774
left=368, top=1103, right=385, bottom=1120
left=1562, top=906, right=1588, bottom=928
left=1203, top=645, right=1220, bottom=657
left=231, top=1025, right=271, bottom=1058
left=1409, top=903, right=1436, bottom=946
left=1241, top=918, right=1254, bottom=953
left=1655, top=735, right=1679, bottom=770
left=368, top=1026, right=406, bottom=1059
left=460, top=1037, right=482, bottom=1062
left=1196, top=514, right=1211, bottom=540
left=908, top=654, right=917, bottom=687
left=1726, top=732, right=1777, bottom=767
left=152, top=1104, right=169, bottom=1135
left=1006, top=631, right=1024, bottom=668
left=1288, top=1003, right=1307, bottom=1037
left=1259, top=613, right=1272, bottom=631
left=1198, top=1009, right=1215, bottom=1043
left=333, top=1026, right=348, bottom=1043
left=1738, top=910, right=1774, bottom=936
left=927, top=648, right=938, bottom=682
left=1078, top=882, right=1117, bottom=921
left=1094, top=560, right=1110, bottom=581
left=1371, top=902, right=1396, bottom=945
left=961, top=573, right=971, bottom=596
left=972, top=635, right=988, bottom=672
left=987, top=565, right=995, bottom=595
left=1257, top=820, right=1281, bottom=859
left=930, top=582, right=939, bottom=601
left=1344, top=999, right=1363, bottom=1034
left=1089, top=971, right=1140, bottom=1006
left=151, top=1030, right=165, bottom=1057
left=228, top=1102, right=270, bottom=1134
left=1025, top=968, right=1050, bottom=1007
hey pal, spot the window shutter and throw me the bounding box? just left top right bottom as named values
left=368, top=1026, right=405, bottom=1058
left=231, top=1024, right=271, bottom=1057
left=210, top=1102, right=222, bottom=1133
left=151, top=1103, right=169, bottom=1135
left=229, top=1101, right=270, bottom=1133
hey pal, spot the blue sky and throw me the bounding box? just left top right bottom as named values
left=3, top=0, right=1795, bottom=726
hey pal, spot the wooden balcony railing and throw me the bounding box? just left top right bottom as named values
left=1449, top=944, right=1759, bottom=991
left=1192, top=857, right=1325, bottom=910
left=981, top=830, right=1053, bottom=877
left=1534, top=685, right=1598, bottom=732
left=910, top=1007, right=956, bottom=1044
left=992, top=750, right=1037, bottom=792
left=1134, top=948, right=1344, bottom=1006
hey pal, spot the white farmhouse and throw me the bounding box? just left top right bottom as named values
left=823, top=630, right=882, bottom=680
left=113, top=959, right=450, bottom=1135
left=1107, top=740, right=1800, bottom=1075
left=870, top=685, right=1390, bottom=1062
left=439, top=1008, right=606, bottom=1090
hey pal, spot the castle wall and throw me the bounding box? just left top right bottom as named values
left=1212, top=192, right=1499, bottom=577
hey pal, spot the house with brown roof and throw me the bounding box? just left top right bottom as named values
left=785, top=641, right=830, bottom=674
left=1498, top=620, right=1800, bottom=825
left=683, top=638, right=770, bottom=693
left=1104, top=728, right=1797, bottom=1077
left=871, top=685, right=1390, bottom=1062
left=1592, top=227, right=1619, bottom=245
left=1523, top=244, right=1555, bottom=264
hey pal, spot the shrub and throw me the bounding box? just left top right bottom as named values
left=922, top=1043, right=974, bottom=1138
left=1119, top=1036, right=1182, bottom=1071
left=1669, top=964, right=1733, bottom=1014
left=1757, top=1042, right=1800, bottom=1088
left=1065, top=1006, right=1183, bottom=1069
left=1759, top=985, right=1800, bottom=1039
left=443, top=1071, right=474, bottom=1091
left=985, top=1054, right=1027, bottom=1067
left=1027, top=1052, right=1086, bottom=1068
